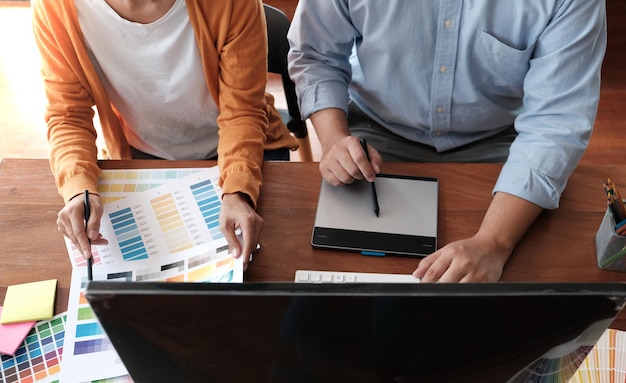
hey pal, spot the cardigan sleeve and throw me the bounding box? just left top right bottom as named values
left=188, top=0, right=270, bottom=207
left=32, top=0, right=101, bottom=203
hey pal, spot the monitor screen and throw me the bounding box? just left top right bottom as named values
left=85, top=282, right=626, bottom=383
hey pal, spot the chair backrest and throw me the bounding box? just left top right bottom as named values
left=263, top=4, right=308, bottom=140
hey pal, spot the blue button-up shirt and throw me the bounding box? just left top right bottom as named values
left=288, top=0, right=606, bottom=209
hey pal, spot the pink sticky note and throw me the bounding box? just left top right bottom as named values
left=0, top=306, right=36, bottom=355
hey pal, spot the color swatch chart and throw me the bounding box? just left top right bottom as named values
left=0, top=313, right=65, bottom=383
left=190, top=178, right=223, bottom=240
left=568, top=328, right=626, bottom=383
left=65, top=238, right=104, bottom=269
left=67, top=167, right=204, bottom=267
left=511, top=345, right=593, bottom=382
left=66, top=167, right=224, bottom=268
left=506, top=318, right=626, bottom=383
left=60, top=240, right=242, bottom=382
left=97, top=168, right=200, bottom=204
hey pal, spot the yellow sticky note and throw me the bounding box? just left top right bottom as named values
left=0, top=279, right=57, bottom=324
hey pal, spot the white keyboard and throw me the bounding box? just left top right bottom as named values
left=295, top=269, right=420, bottom=284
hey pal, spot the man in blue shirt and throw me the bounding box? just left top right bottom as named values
left=288, top=0, right=607, bottom=282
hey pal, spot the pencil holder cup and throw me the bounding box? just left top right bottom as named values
left=595, top=209, right=626, bottom=272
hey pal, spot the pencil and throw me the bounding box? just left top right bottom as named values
left=616, top=219, right=626, bottom=236
left=599, top=246, right=626, bottom=269
left=608, top=194, right=620, bottom=224
left=604, top=178, right=626, bottom=222
left=610, top=180, right=626, bottom=219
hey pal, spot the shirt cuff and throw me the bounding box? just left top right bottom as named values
left=299, top=81, right=350, bottom=120
left=493, top=162, right=563, bottom=210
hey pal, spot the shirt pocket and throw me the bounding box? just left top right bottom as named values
left=471, top=30, right=535, bottom=99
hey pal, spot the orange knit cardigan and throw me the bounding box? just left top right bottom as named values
left=32, top=0, right=297, bottom=206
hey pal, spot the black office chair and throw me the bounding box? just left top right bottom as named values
left=264, top=4, right=313, bottom=162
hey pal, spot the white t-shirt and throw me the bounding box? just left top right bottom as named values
left=75, top=0, right=219, bottom=159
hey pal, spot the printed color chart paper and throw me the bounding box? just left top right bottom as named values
left=57, top=166, right=240, bottom=381
left=0, top=313, right=65, bottom=383
left=60, top=240, right=242, bottom=382
left=66, top=168, right=202, bottom=268
left=68, top=167, right=223, bottom=268
left=568, top=328, right=626, bottom=383
left=507, top=319, right=626, bottom=383
left=97, top=168, right=200, bottom=204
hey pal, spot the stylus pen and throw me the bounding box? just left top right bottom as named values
left=84, top=189, right=93, bottom=281
left=359, top=138, right=380, bottom=217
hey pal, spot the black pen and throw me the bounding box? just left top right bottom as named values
left=84, top=189, right=93, bottom=281
left=359, top=138, right=380, bottom=217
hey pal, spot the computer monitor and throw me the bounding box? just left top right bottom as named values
left=85, top=282, right=626, bottom=383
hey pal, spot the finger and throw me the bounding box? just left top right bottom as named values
left=223, top=226, right=242, bottom=259
left=238, top=229, right=253, bottom=273
left=87, top=197, right=103, bottom=241
left=219, top=202, right=242, bottom=260
left=240, top=216, right=264, bottom=268
left=72, top=220, right=92, bottom=260
left=319, top=163, right=344, bottom=186
left=320, top=139, right=367, bottom=185
left=320, top=153, right=361, bottom=185
left=437, top=267, right=466, bottom=283
left=418, top=254, right=450, bottom=283
left=367, top=146, right=384, bottom=174
left=412, top=251, right=438, bottom=278
left=91, top=233, right=109, bottom=246
left=350, top=142, right=376, bottom=182
left=57, top=215, right=84, bottom=256
left=341, top=141, right=370, bottom=181
left=328, top=163, right=360, bottom=185
left=239, top=225, right=254, bottom=266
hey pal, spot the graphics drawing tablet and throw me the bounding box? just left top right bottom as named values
left=311, top=174, right=438, bottom=257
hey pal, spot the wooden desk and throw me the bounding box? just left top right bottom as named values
left=1, top=158, right=625, bottom=323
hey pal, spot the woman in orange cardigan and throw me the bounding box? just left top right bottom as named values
left=32, top=0, right=297, bottom=269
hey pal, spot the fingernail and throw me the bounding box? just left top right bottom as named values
left=231, top=248, right=239, bottom=258
left=83, top=251, right=90, bottom=260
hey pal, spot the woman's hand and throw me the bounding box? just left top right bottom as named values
left=56, top=193, right=108, bottom=259
left=219, top=192, right=263, bottom=271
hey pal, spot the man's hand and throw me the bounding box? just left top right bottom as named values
left=413, top=235, right=509, bottom=282
left=413, top=192, right=543, bottom=282
left=319, top=135, right=383, bottom=186
left=310, top=108, right=383, bottom=186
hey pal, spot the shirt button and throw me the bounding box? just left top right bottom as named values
left=436, top=106, right=444, bottom=113
left=444, top=19, right=453, bottom=28
left=439, top=65, right=448, bottom=74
